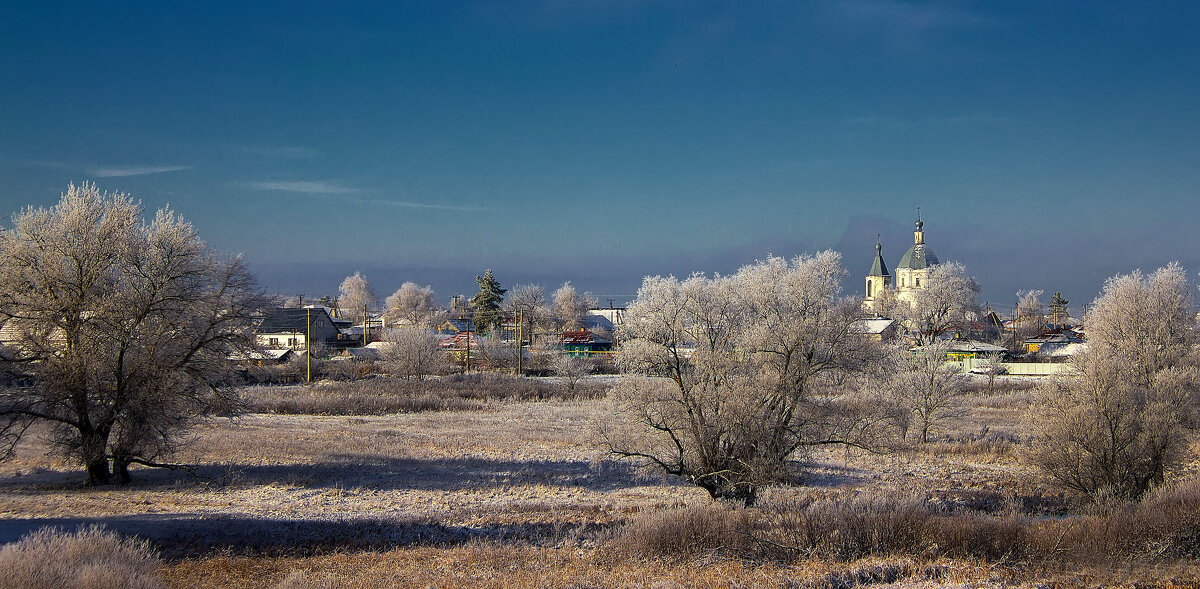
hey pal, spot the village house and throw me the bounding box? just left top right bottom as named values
left=856, top=317, right=899, bottom=342
left=256, top=307, right=341, bottom=350
left=559, top=330, right=613, bottom=357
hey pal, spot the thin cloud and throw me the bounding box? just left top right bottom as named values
left=237, top=145, right=322, bottom=159
left=244, top=180, right=493, bottom=212
left=246, top=180, right=358, bottom=194
left=346, top=196, right=494, bottom=213
left=88, top=165, right=191, bottom=178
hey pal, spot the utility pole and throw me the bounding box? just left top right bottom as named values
left=516, top=310, right=523, bottom=376
left=464, top=315, right=471, bottom=374
left=306, top=307, right=311, bottom=384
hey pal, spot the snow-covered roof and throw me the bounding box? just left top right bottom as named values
left=856, top=318, right=895, bottom=334
left=946, top=340, right=1007, bottom=353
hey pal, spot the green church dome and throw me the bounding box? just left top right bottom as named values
left=896, top=215, right=938, bottom=270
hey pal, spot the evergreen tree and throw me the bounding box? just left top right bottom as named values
left=1049, top=292, right=1070, bottom=327
left=470, top=269, right=506, bottom=335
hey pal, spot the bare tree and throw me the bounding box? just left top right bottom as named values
left=899, top=261, right=981, bottom=344
left=474, top=336, right=517, bottom=371
left=551, top=349, right=591, bottom=394
left=526, top=337, right=561, bottom=375
left=505, top=283, right=550, bottom=345
left=606, top=252, right=883, bottom=505
left=384, top=282, right=438, bottom=327
left=0, top=184, right=265, bottom=484
left=1014, top=289, right=1045, bottom=347
left=892, top=342, right=969, bottom=443
left=551, top=282, right=597, bottom=331
left=338, top=271, right=377, bottom=322
left=1028, top=263, right=1200, bottom=499
left=378, top=327, right=448, bottom=380
left=872, top=284, right=900, bottom=318
left=980, top=350, right=1006, bottom=394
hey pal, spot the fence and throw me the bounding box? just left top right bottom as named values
left=957, top=357, right=1069, bottom=376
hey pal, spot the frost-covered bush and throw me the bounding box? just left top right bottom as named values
left=0, top=526, right=163, bottom=589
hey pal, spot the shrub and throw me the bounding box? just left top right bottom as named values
left=0, top=526, right=164, bottom=589
left=608, top=479, right=1200, bottom=566
left=763, top=490, right=932, bottom=560
left=607, top=504, right=760, bottom=560
left=240, top=373, right=607, bottom=415
left=377, top=328, right=449, bottom=380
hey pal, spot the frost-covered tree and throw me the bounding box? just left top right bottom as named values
left=1014, top=289, right=1045, bottom=344
left=385, top=282, right=438, bottom=327
left=1029, top=263, right=1200, bottom=499
left=871, top=284, right=900, bottom=319
left=607, top=251, right=883, bottom=505
left=892, top=342, right=969, bottom=443
left=470, top=269, right=506, bottom=335
left=552, top=349, right=591, bottom=395
left=379, top=327, right=448, bottom=380
left=551, top=282, right=598, bottom=331
left=900, top=262, right=980, bottom=344
left=505, top=283, right=549, bottom=344
left=980, top=350, right=1006, bottom=394
left=0, top=184, right=265, bottom=484
left=338, top=272, right=377, bottom=322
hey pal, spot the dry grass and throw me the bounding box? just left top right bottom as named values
left=163, top=544, right=1024, bottom=589
left=0, top=398, right=699, bottom=560
left=0, top=525, right=164, bottom=589
left=162, top=543, right=1200, bottom=588
left=606, top=476, right=1200, bottom=568
left=3, top=375, right=1200, bottom=587
left=239, top=373, right=607, bottom=415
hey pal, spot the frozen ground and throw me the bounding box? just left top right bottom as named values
left=0, top=382, right=1061, bottom=556
left=0, top=399, right=703, bottom=554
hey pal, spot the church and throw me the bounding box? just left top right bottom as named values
left=863, top=213, right=939, bottom=313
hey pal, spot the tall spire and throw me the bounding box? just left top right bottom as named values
left=868, top=235, right=890, bottom=277
left=914, top=207, right=925, bottom=245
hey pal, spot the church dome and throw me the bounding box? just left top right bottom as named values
left=896, top=214, right=939, bottom=270
left=897, top=244, right=938, bottom=269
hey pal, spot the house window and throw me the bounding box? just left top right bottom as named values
left=317, top=319, right=324, bottom=328
left=915, top=277, right=921, bottom=287
left=866, top=282, right=872, bottom=297
left=268, top=337, right=279, bottom=346
left=288, top=338, right=296, bottom=347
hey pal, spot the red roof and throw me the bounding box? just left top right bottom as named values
left=439, top=332, right=480, bottom=349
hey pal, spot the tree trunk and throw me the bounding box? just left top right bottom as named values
left=699, top=476, right=758, bottom=507
left=113, top=456, right=132, bottom=484
left=85, top=456, right=111, bottom=485
left=80, top=428, right=112, bottom=485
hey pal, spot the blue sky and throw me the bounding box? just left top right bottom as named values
left=2, top=2, right=1198, bottom=311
